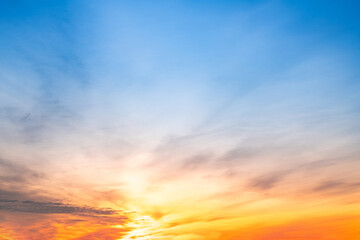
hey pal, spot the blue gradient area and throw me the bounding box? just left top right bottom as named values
left=0, top=0, right=359, bottom=147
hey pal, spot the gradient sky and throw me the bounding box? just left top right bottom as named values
left=1, top=0, right=360, bottom=239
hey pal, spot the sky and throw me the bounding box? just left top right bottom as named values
left=0, top=0, right=360, bottom=239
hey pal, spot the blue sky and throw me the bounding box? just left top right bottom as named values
left=1, top=0, right=359, bottom=147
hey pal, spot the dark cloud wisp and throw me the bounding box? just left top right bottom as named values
left=0, top=199, right=124, bottom=217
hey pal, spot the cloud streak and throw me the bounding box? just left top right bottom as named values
left=0, top=199, right=122, bottom=216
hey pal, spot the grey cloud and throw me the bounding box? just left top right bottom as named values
left=313, top=181, right=360, bottom=195
left=0, top=189, right=30, bottom=200
left=244, top=155, right=360, bottom=193
left=296, top=155, right=358, bottom=172
left=0, top=199, right=123, bottom=217
left=245, top=157, right=354, bottom=192
left=0, top=158, right=46, bottom=201
left=0, top=158, right=44, bottom=183
left=219, top=146, right=258, bottom=164
left=0, top=158, right=126, bottom=217
left=182, top=154, right=212, bottom=170
left=314, top=181, right=344, bottom=192
left=297, top=159, right=337, bottom=171
left=248, top=171, right=289, bottom=190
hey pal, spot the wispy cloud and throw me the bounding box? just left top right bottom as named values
left=0, top=158, right=45, bottom=200
left=248, top=171, right=289, bottom=190
left=0, top=199, right=122, bottom=216
left=312, top=180, right=360, bottom=195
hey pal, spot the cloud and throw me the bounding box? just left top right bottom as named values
left=0, top=158, right=44, bottom=183
left=312, top=181, right=360, bottom=195
left=218, top=146, right=260, bottom=165
left=0, top=198, right=123, bottom=216
left=248, top=171, right=289, bottom=190
left=0, top=200, right=129, bottom=240
left=72, top=228, right=128, bottom=240
left=182, top=154, right=212, bottom=170
left=0, top=158, right=46, bottom=200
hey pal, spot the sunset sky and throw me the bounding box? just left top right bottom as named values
left=1, top=0, right=360, bottom=239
